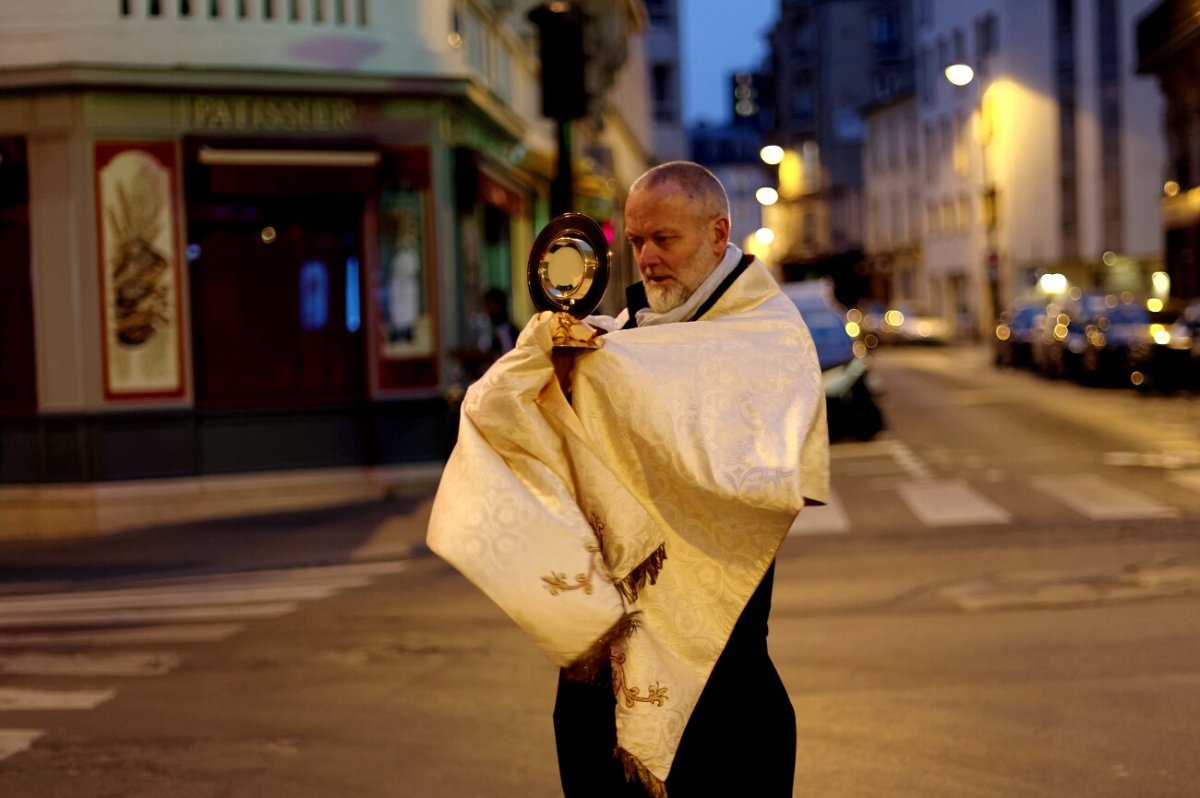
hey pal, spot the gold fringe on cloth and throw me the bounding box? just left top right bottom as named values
left=618, top=746, right=669, bottom=798
left=563, top=612, right=641, bottom=685
left=616, top=544, right=667, bottom=604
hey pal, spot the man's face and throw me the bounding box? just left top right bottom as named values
left=625, top=182, right=729, bottom=313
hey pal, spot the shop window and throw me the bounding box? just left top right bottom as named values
left=188, top=195, right=368, bottom=407
left=345, top=256, right=361, bottom=332
left=375, top=148, right=438, bottom=391
left=300, top=260, right=330, bottom=330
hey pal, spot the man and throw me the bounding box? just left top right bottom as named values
left=428, top=162, right=828, bottom=797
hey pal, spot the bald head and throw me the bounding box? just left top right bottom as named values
left=628, top=161, right=731, bottom=228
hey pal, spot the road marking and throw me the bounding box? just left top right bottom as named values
left=0, top=652, right=180, bottom=676
left=0, top=729, right=44, bottom=761
left=895, top=480, right=1011, bottom=527
left=0, top=583, right=348, bottom=614
left=829, top=440, right=899, bottom=459
left=0, top=623, right=243, bottom=648
left=788, top=491, right=850, bottom=535
left=1031, top=474, right=1178, bottom=520
left=0, top=688, right=115, bottom=710
left=883, top=440, right=933, bottom=480
left=0, top=602, right=297, bottom=629
left=1169, top=469, right=1200, bottom=495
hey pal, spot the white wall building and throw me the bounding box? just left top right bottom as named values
left=862, top=91, right=925, bottom=309
left=914, top=0, right=1164, bottom=336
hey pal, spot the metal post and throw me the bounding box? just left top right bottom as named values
left=552, top=120, right=573, bottom=217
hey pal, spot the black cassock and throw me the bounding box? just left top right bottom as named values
left=552, top=562, right=796, bottom=797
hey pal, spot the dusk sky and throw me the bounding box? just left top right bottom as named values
left=680, top=0, right=778, bottom=126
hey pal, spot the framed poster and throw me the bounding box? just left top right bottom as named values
left=373, top=148, right=438, bottom=392
left=94, top=141, right=186, bottom=399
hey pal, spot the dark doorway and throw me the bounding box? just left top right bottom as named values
left=0, top=138, right=35, bottom=415
left=188, top=199, right=366, bottom=407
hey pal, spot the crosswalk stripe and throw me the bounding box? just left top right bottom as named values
left=0, top=602, right=297, bottom=629
left=0, top=730, right=44, bottom=761
left=1169, top=469, right=1200, bottom=495
left=0, top=688, right=114, bottom=710
left=0, top=623, right=243, bottom=648
left=0, top=561, right=409, bottom=766
left=896, top=480, right=1011, bottom=527
left=1031, top=474, right=1178, bottom=520
left=788, top=491, right=850, bottom=535
left=0, top=652, right=180, bottom=676
left=0, top=583, right=349, bottom=614
left=142, top=561, right=408, bottom=589
left=884, top=440, right=934, bottom=480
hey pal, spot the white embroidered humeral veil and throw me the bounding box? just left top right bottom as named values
left=427, top=259, right=829, bottom=790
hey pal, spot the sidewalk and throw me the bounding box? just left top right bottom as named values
left=0, top=462, right=444, bottom=541
left=0, top=489, right=440, bottom=592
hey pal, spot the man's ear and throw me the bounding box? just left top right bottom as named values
left=711, top=216, right=731, bottom=254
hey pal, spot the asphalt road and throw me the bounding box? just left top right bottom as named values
left=1, top=344, right=1198, bottom=797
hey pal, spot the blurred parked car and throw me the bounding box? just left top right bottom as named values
left=893, top=306, right=954, bottom=345
left=1056, top=289, right=1113, bottom=380
left=855, top=301, right=953, bottom=345
left=993, top=299, right=1045, bottom=368
left=1077, top=299, right=1186, bottom=388
left=783, top=281, right=885, bottom=441
left=1134, top=298, right=1200, bottom=392
left=1029, top=302, right=1068, bottom=377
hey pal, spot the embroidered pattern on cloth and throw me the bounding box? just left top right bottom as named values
left=612, top=651, right=669, bottom=707
left=542, top=514, right=610, bottom=596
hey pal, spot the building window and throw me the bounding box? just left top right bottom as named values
left=976, top=12, right=998, bottom=63
left=644, top=0, right=670, bottom=26
left=791, top=85, right=814, bottom=123
left=873, top=11, right=902, bottom=60
left=148, top=0, right=162, bottom=16
left=652, top=63, right=676, bottom=123
left=953, top=112, right=968, bottom=176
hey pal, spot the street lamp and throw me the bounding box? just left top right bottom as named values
left=944, top=62, right=1001, bottom=332
left=755, top=186, right=779, bottom=206
left=760, top=145, right=784, bottom=165
left=944, top=63, right=975, bottom=87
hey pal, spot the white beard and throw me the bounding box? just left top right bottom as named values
left=644, top=280, right=693, bottom=313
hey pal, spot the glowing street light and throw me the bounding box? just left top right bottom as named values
left=755, top=187, right=779, bottom=206
left=759, top=145, right=784, bottom=165
left=754, top=227, right=775, bottom=245
left=944, top=63, right=975, bottom=86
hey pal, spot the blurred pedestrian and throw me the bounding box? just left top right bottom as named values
left=480, top=286, right=518, bottom=357
left=428, top=161, right=829, bottom=797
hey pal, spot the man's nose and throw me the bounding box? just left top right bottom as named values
left=637, top=243, right=662, bottom=268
